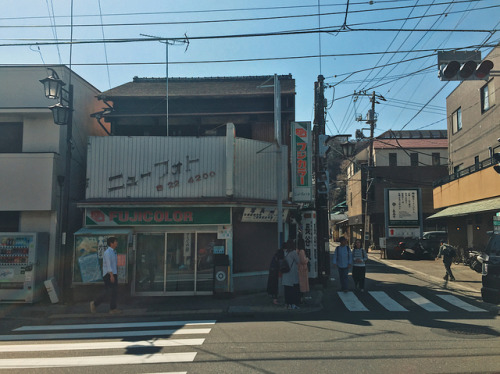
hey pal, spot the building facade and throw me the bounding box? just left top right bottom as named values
left=0, top=65, right=106, bottom=302
left=430, top=45, right=500, bottom=251
left=346, top=130, right=448, bottom=249
left=74, top=75, right=298, bottom=298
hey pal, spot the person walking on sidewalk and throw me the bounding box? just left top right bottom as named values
left=436, top=240, right=456, bottom=281
left=282, top=240, right=300, bottom=309
left=333, top=237, right=352, bottom=292
left=297, top=235, right=310, bottom=301
left=352, top=239, right=368, bottom=291
left=267, top=246, right=284, bottom=305
left=90, top=236, right=121, bottom=314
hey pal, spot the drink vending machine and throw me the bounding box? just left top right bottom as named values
left=0, top=232, right=49, bottom=303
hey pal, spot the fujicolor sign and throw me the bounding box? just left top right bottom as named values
left=291, top=122, right=312, bottom=202
left=85, top=207, right=230, bottom=226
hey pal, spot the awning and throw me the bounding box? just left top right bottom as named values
left=74, top=228, right=132, bottom=236
left=427, top=196, right=500, bottom=219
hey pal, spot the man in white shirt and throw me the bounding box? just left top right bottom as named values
left=333, top=237, right=353, bottom=292
left=90, top=237, right=121, bottom=314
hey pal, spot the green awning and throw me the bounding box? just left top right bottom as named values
left=74, top=228, right=132, bottom=235
left=427, top=196, right=500, bottom=219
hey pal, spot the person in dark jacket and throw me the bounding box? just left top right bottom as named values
left=436, top=240, right=456, bottom=281
left=267, top=246, right=284, bottom=305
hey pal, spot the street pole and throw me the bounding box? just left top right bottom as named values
left=363, top=92, right=376, bottom=250
left=274, top=74, right=283, bottom=248
left=314, top=74, right=329, bottom=283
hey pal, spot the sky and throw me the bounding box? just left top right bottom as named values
left=1, top=0, right=499, bottom=139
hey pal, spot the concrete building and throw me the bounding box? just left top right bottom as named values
left=346, top=130, right=448, bottom=251
left=73, top=75, right=299, bottom=298
left=0, top=65, right=106, bottom=301
left=429, top=45, right=500, bottom=251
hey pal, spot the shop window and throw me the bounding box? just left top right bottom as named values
left=451, top=108, right=462, bottom=134
left=389, top=153, right=397, bottom=166
left=0, top=123, right=22, bottom=153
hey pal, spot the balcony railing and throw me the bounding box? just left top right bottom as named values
left=433, top=156, right=495, bottom=187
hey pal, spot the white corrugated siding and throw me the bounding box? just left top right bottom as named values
left=86, top=137, right=226, bottom=199
left=86, top=136, right=287, bottom=201
left=233, top=138, right=288, bottom=200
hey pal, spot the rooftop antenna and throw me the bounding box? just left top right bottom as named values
left=141, top=34, right=189, bottom=136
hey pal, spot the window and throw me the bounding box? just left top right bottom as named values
left=410, top=153, right=418, bottom=167
left=0, top=212, right=19, bottom=232
left=432, top=153, right=441, bottom=166
left=481, top=84, right=490, bottom=112
left=0, top=123, right=23, bottom=153
left=389, top=153, right=397, bottom=167
left=451, top=108, right=462, bottom=134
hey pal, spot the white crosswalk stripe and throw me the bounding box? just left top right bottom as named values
left=337, top=291, right=369, bottom=311
left=400, top=291, right=447, bottom=312
left=436, top=294, right=487, bottom=312
left=0, top=319, right=215, bottom=370
left=368, top=291, right=408, bottom=312
left=337, top=290, right=486, bottom=313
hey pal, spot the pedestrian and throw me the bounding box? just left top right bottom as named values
left=436, top=240, right=456, bottom=281
left=352, top=239, right=368, bottom=291
left=266, top=246, right=284, bottom=305
left=297, top=236, right=310, bottom=301
left=281, top=240, right=300, bottom=310
left=90, top=236, right=122, bottom=314
left=333, top=236, right=352, bottom=292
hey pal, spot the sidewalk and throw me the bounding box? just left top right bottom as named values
left=0, top=286, right=324, bottom=321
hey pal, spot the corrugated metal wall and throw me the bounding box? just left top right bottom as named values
left=234, top=138, right=288, bottom=200
left=86, top=137, right=226, bottom=199
left=86, top=136, right=288, bottom=201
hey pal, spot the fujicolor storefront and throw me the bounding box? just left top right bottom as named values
left=73, top=206, right=231, bottom=296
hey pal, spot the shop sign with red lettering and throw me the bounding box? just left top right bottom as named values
left=85, top=207, right=230, bottom=226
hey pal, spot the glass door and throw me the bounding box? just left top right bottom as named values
left=166, top=233, right=195, bottom=292
left=134, top=231, right=225, bottom=295
left=135, top=233, right=165, bottom=293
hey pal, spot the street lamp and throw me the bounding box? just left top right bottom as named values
left=40, top=67, right=73, bottom=299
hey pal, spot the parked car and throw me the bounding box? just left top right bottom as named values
left=420, top=231, right=448, bottom=257
left=481, top=232, right=500, bottom=304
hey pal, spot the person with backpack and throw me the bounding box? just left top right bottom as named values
left=436, top=240, right=456, bottom=281
left=333, top=237, right=353, bottom=292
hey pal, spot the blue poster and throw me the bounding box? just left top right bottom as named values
left=78, top=253, right=102, bottom=283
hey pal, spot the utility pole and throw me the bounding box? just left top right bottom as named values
left=313, top=74, right=329, bottom=283
left=354, top=91, right=385, bottom=250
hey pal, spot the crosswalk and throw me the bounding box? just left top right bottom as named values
left=336, top=290, right=487, bottom=313
left=0, top=319, right=215, bottom=370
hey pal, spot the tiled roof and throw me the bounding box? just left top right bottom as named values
left=99, top=75, right=295, bottom=99
left=373, top=138, right=448, bottom=149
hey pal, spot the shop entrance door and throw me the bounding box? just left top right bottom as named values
left=134, top=232, right=224, bottom=295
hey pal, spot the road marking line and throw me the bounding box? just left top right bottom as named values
left=436, top=294, right=487, bottom=312
left=400, top=291, right=447, bottom=312
left=369, top=291, right=408, bottom=312
left=0, top=338, right=205, bottom=352
left=0, top=328, right=211, bottom=341
left=338, top=292, right=369, bottom=311
left=0, top=352, right=197, bottom=369
left=14, top=320, right=216, bottom=332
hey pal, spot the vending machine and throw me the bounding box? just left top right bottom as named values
left=0, top=232, right=49, bottom=303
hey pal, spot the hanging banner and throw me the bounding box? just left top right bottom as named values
left=291, top=121, right=313, bottom=202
